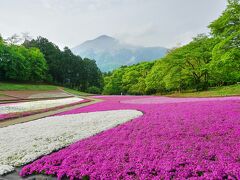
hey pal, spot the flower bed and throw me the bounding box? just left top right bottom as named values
left=0, top=98, right=88, bottom=121
left=0, top=109, right=142, bottom=175
left=20, top=96, right=240, bottom=179
left=0, top=97, right=83, bottom=114
left=28, top=92, right=72, bottom=99
left=121, top=96, right=240, bottom=104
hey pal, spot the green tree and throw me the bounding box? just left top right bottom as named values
left=209, top=30, right=240, bottom=85
left=0, top=39, right=48, bottom=82
left=23, top=37, right=62, bottom=82
left=208, top=0, right=240, bottom=85
left=103, top=68, right=125, bottom=95
left=122, top=62, right=153, bottom=94
left=145, top=60, right=167, bottom=94
left=25, top=48, right=48, bottom=81
left=24, top=37, right=103, bottom=91
left=209, top=0, right=240, bottom=37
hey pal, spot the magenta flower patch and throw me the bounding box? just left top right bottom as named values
left=121, top=96, right=240, bottom=104
left=20, top=96, right=240, bottom=179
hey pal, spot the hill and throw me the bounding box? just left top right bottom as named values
left=167, top=84, right=240, bottom=97
left=71, top=35, right=168, bottom=72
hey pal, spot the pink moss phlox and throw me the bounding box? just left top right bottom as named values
left=20, top=96, right=240, bottom=179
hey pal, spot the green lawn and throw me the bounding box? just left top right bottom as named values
left=0, top=82, right=57, bottom=91
left=0, top=82, right=93, bottom=97
left=63, top=88, right=93, bottom=96
left=168, top=84, right=240, bottom=97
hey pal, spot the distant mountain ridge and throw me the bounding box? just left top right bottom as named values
left=71, top=35, right=168, bottom=72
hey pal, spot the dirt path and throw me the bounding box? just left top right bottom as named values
left=0, top=89, right=75, bottom=104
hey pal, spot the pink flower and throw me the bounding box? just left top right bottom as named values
left=20, top=96, right=240, bottom=179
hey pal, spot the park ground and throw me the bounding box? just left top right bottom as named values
left=0, top=82, right=239, bottom=179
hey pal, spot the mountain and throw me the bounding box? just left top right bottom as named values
left=71, top=35, right=168, bottom=72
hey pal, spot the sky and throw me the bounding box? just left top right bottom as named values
left=0, top=0, right=227, bottom=49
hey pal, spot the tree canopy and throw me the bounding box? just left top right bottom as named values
left=0, top=35, right=103, bottom=92
left=0, top=39, right=47, bottom=82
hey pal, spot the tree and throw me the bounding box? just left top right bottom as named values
left=0, top=39, right=48, bottom=82
left=209, top=0, right=240, bottom=38
left=23, top=36, right=62, bottom=82
left=179, top=35, right=218, bottom=90
left=208, top=0, right=240, bottom=85
left=209, top=30, right=240, bottom=85
left=5, top=34, right=21, bottom=44
left=24, top=48, right=48, bottom=81
left=21, top=32, right=32, bottom=42
left=103, top=68, right=125, bottom=95
left=122, top=62, right=153, bottom=94
left=145, top=60, right=167, bottom=94
left=23, top=37, right=103, bottom=91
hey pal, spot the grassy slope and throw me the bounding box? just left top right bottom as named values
left=0, top=82, right=93, bottom=97
left=63, top=88, right=93, bottom=96
left=0, top=82, right=58, bottom=91
left=168, top=84, right=240, bottom=97
left=0, top=82, right=92, bottom=95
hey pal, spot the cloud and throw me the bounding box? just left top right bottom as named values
left=0, top=0, right=227, bottom=49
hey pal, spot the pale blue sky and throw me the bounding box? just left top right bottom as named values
left=0, top=0, right=227, bottom=49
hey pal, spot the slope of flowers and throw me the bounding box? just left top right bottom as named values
left=0, top=97, right=87, bottom=121
left=0, top=99, right=90, bottom=122
left=121, top=96, right=240, bottom=104
left=0, top=97, right=83, bottom=114
left=0, top=110, right=142, bottom=175
left=29, top=92, right=72, bottom=99
left=20, top=96, right=240, bottom=179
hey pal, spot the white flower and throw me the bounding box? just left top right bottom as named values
left=0, top=97, right=83, bottom=114
left=0, top=110, right=142, bottom=175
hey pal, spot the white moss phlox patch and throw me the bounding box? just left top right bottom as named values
left=0, top=97, right=83, bottom=114
left=0, top=110, right=142, bottom=175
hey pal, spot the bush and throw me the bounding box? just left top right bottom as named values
left=86, top=86, right=101, bottom=94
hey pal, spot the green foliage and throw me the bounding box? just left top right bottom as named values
left=63, top=87, right=93, bottom=96
left=0, top=40, right=48, bottom=82
left=103, top=62, right=153, bottom=95
left=0, top=35, right=103, bottom=93
left=0, top=82, right=57, bottom=91
left=86, top=86, right=101, bottom=94
left=209, top=31, right=240, bottom=85
left=103, top=67, right=125, bottom=95
left=209, top=0, right=240, bottom=37
left=122, top=62, right=153, bottom=95
left=145, top=60, right=168, bottom=94
left=146, top=35, right=218, bottom=93
left=23, top=37, right=103, bottom=92
left=208, top=0, right=240, bottom=85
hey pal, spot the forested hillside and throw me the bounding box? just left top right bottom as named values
left=103, top=0, right=240, bottom=95
left=0, top=36, right=103, bottom=93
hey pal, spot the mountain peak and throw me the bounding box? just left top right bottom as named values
left=95, top=35, right=115, bottom=40
left=71, top=35, right=168, bottom=72
left=76, top=35, right=118, bottom=51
